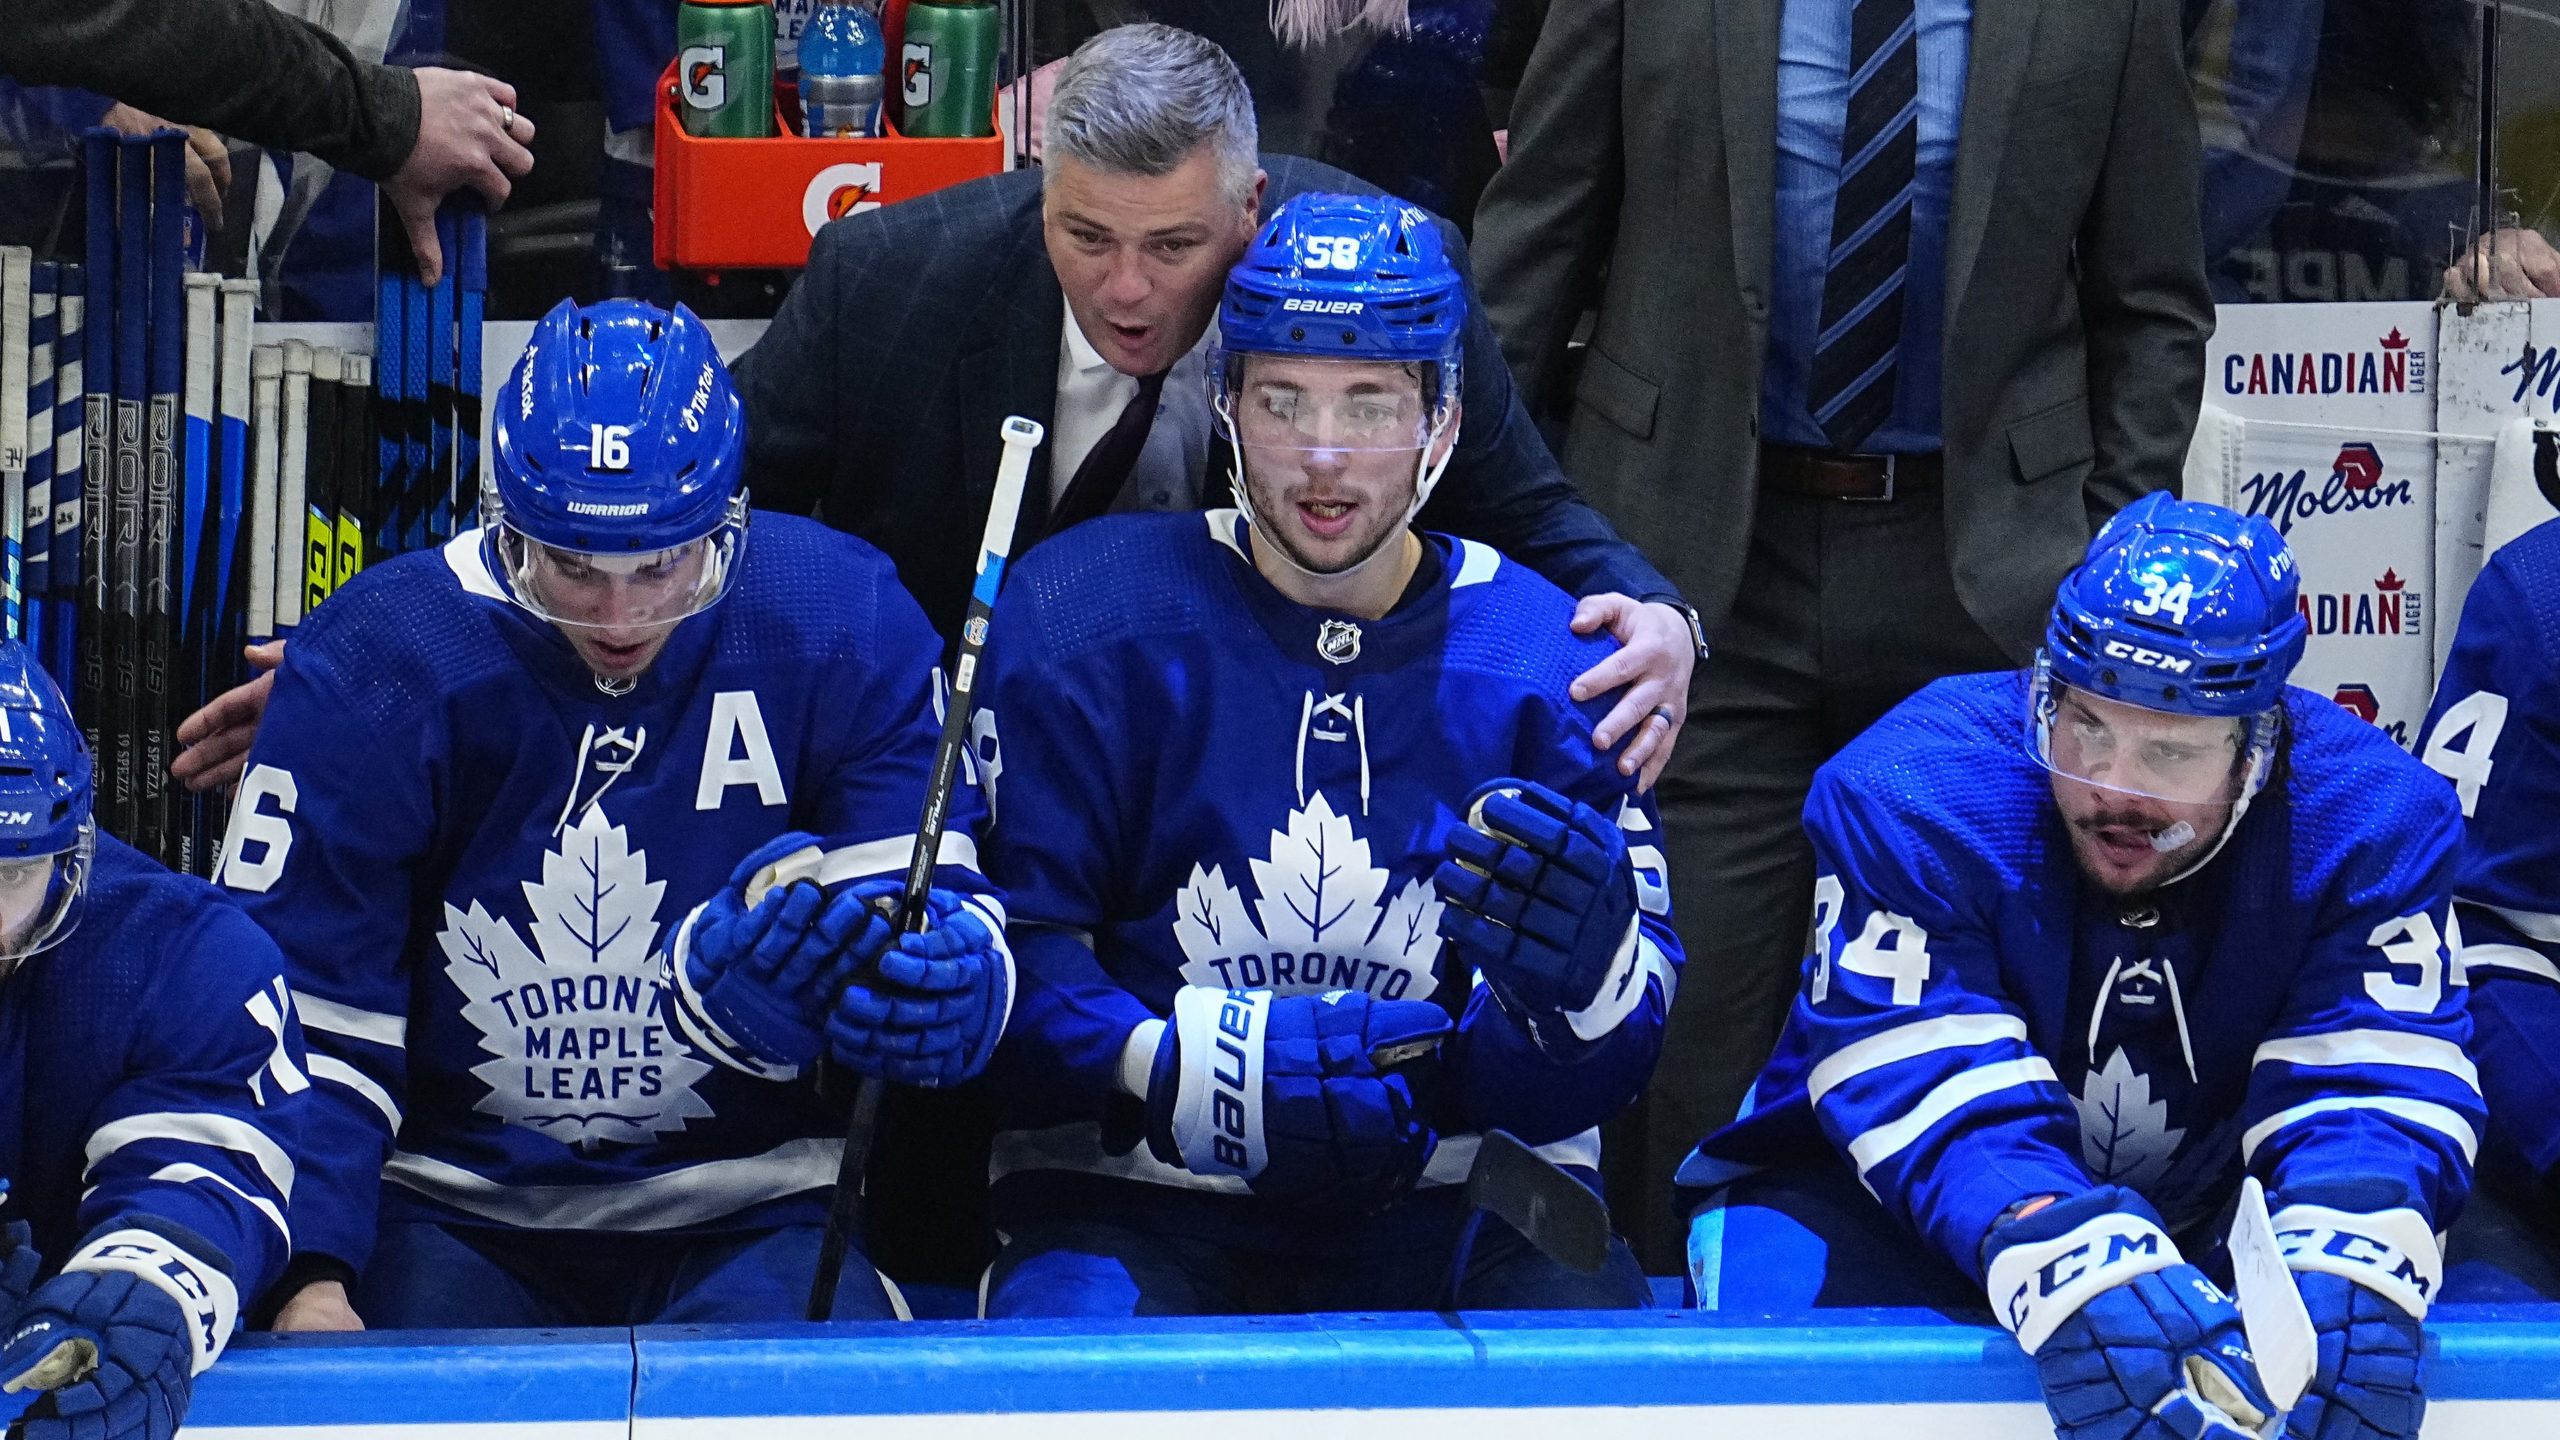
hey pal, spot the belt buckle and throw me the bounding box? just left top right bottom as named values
left=1841, top=453, right=1896, bottom=502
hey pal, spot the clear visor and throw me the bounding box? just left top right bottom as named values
left=0, top=821, right=92, bottom=964
left=489, top=505, right=741, bottom=633
left=2028, top=655, right=2275, bottom=806
left=1218, top=358, right=1457, bottom=456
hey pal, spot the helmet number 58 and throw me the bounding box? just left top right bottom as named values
left=589, top=424, right=633, bottom=471
left=1303, top=236, right=1360, bottom=270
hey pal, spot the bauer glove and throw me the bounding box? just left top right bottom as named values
left=681, top=832, right=896, bottom=1071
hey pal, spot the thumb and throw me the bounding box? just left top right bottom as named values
left=398, top=197, right=445, bottom=286
left=1571, top=592, right=1627, bottom=636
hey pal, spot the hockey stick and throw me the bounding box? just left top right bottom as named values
left=784, top=414, right=1047, bottom=1323
left=139, top=130, right=183, bottom=863
left=302, top=347, right=341, bottom=616
left=214, top=283, right=252, bottom=688
left=424, top=213, right=456, bottom=547
left=27, top=263, right=59, bottom=662
left=3, top=246, right=31, bottom=642
left=1453, top=1128, right=1613, bottom=1291
left=454, top=203, right=487, bottom=535
left=2229, top=1175, right=2316, bottom=1413
left=275, top=340, right=310, bottom=635
left=52, top=272, right=82, bottom=691
left=337, top=354, right=371, bottom=588
left=178, top=273, right=217, bottom=872
left=373, top=212, right=408, bottom=560
left=245, top=347, right=281, bottom=647
left=110, top=132, right=149, bottom=844
left=79, top=134, right=114, bottom=753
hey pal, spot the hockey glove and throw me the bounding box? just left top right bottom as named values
left=1984, top=1187, right=2277, bottom=1440
left=0, top=1222, right=41, bottom=1326
left=1434, top=779, right=1643, bottom=1053
left=0, top=1219, right=239, bottom=1440
left=1144, top=988, right=1450, bottom=1216
left=2271, top=1203, right=2438, bottom=1440
left=828, top=888, right=1012, bottom=1087
left=684, top=833, right=896, bottom=1070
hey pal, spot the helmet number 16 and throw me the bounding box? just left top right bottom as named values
left=588, top=424, right=633, bottom=472
left=2127, top=574, right=2195, bottom=624
left=1302, top=236, right=1361, bottom=270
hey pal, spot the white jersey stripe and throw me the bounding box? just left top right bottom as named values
left=383, top=1137, right=843, bottom=1231
left=291, top=991, right=409, bottom=1049
left=1809, top=1012, right=2031, bottom=1106
left=2241, top=1096, right=2480, bottom=1165
left=143, top=1162, right=293, bottom=1247
left=2475, top=902, right=2560, bottom=944
left=306, top=1054, right=405, bottom=1133
left=1847, top=1058, right=2058, bottom=1175
left=86, top=1111, right=296, bottom=1198
left=2460, top=943, right=2560, bottom=984
left=2252, top=1029, right=2480, bottom=1092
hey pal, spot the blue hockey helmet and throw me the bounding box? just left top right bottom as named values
left=484, top=298, right=748, bottom=634
left=2030, top=492, right=2306, bottom=805
left=0, top=641, right=94, bottom=964
left=1211, top=193, right=1467, bottom=571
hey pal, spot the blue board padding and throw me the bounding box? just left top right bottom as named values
left=191, top=1327, right=633, bottom=1426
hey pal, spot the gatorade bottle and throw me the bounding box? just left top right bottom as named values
left=899, top=0, right=999, bottom=138
left=676, top=0, right=777, bottom=138
left=800, top=0, right=887, bottom=138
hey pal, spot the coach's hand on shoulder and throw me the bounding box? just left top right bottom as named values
left=270, top=1280, right=365, bottom=1333
left=1568, top=596, right=1695, bottom=793
left=173, top=641, right=285, bottom=794
left=1436, top=779, right=1641, bottom=1056
left=686, top=834, right=895, bottom=1071
left=1984, top=1188, right=2275, bottom=1440
left=827, top=887, right=1011, bottom=1087
left=1143, top=989, right=1449, bottom=1216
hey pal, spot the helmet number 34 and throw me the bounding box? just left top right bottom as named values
left=588, top=424, right=633, bottom=472
left=2126, top=574, right=2195, bottom=624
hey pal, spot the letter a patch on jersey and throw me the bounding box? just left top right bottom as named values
left=697, top=691, right=787, bottom=810
left=437, top=805, right=714, bottom=1143
left=1171, top=793, right=1443, bottom=1001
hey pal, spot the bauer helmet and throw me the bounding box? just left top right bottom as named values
left=0, top=641, right=94, bottom=966
left=1211, top=193, right=1464, bottom=575
left=483, top=298, right=748, bottom=636
left=2029, top=492, right=2306, bottom=810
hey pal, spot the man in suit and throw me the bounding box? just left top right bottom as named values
left=1472, top=0, right=2213, bottom=1267
left=730, top=21, right=1704, bottom=784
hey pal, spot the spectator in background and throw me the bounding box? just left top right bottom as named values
left=0, top=0, right=536, bottom=282
left=1473, top=0, right=2213, bottom=1268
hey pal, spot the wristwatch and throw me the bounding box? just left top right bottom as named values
left=1643, top=594, right=1711, bottom=663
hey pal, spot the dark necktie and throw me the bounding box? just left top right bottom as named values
left=1806, top=0, right=1919, bottom=451
left=1052, top=369, right=1170, bottom=532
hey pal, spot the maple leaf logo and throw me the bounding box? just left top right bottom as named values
left=437, top=805, right=714, bottom=1147
left=2073, top=1047, right=2188, bottom=1190
left=1171, top=791, right=1444, bottom=1001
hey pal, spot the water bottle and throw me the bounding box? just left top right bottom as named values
left=899, top=0, right=1000, bottom=138
left=676, top=0, right=777, bottom=138
left=800, top=0, right=886, bottom=138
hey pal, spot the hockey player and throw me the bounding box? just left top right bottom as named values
left=0, top=640, right=305, bottom=1440
left=1680, top=494, right=2477, bottom=1440
left=229, top=298, right=1011, bottom=1332
left=2414, top=519, right=2560, bottom=1285
left=973, top=192, right=1679, bottom=1316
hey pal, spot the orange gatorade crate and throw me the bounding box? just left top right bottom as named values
left=652, top=60, right=1005, bottom=271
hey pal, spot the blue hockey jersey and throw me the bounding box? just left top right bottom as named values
left=1693, top=671, right=2478, bottom=1281
left=979, top=510, right=1679, bottom=1253
left=2417, top=519, right=2560, bottom=1195
left=1, top=834, right=305, bottom=1359
left=222, top=515, right=998, bottom=1272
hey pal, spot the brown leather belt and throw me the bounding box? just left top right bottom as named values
left=1758, top=442, right=1943, bottom=501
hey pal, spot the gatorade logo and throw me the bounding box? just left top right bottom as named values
left=681, top=45, right=727, bottom=111
left=902, top=42, right=934, bottom=107
left=802, top=163, right=885, bottom=236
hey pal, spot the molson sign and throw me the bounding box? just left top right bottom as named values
left=2204, top=303, right=2437, bottom=749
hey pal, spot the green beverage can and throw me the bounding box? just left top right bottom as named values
left=899, top=1, right=999, bottom=138
left=676, top=0, right=776, bottom=138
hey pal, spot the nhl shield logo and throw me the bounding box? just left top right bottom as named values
left=1316, top=620, right=1362, bottom=665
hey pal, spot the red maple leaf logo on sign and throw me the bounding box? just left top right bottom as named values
left=2376, top=569, right=2405, bottom=591
left=2332, top=441, right=2384, bottom=492
left=2381, top=328, right=2410, bottom=350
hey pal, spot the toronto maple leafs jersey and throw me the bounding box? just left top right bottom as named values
left=979, top=510, right=1680, bottom=1253
left=2, top=834, right=305, bottom=1339
left=2416, top=519, right=2560, bottom=1197
left=221, top=515, right=997, bottom=1273
left=1692, top=671, right=2479, bottom=1282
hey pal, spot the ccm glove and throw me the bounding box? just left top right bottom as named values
left=683, top=832, right=895, bottom=1070
left=828, top=888, right=1012, bottom=1087
left=1984, top=1188, right=2277, bottom=1440
left=0, top=1222, right=42, bottom=1325
left=0, top=1219, right=239, bottom=1440
left=2271, top=1203, right=2439, bottom=1440
left=1434, top=779, right=1644, bottom=1050
left=1143, top=988, right=1450, bottom=1215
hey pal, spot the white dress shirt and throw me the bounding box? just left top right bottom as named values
left=1050, top=299, right=1219, bottom=514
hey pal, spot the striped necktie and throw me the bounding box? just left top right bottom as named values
left=1807, top=0, right=1919, bottom=451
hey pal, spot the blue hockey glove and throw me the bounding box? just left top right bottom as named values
left=2270, top=1203, right=2438, bottom=1440
left=0, top=1222, right=42, bottom=1325
left=0, top=1221, right=238, bottom=1440
left=1143, top=988, right=1450, bottom=1215
left=827, top=888, right=1012, bottom=1087
left=1433, top=779, right=1643, bottom=1049
left=684, top=833, right=896, bottom=1070
left=1984, top=1188, right=2277, bottom=1440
